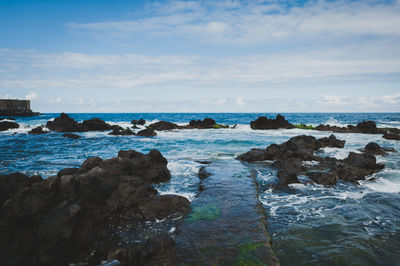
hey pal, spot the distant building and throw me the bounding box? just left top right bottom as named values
left=0, top=99, right=39, bottom=116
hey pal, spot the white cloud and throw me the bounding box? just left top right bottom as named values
left=235, top=97, right=246, bottom=106
left=318, top=93, right=400, bottom=108
left=25, top=92, right=38, bottom=100
left=201, top=98, right=227, bottom=105
left=2, top=94, right=17, bottom=99
left=67, top=1, right=400, bottom=44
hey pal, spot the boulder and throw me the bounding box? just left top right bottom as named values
left=318, top=134, right=345, bottom=148
left=356, top=121, right=378, bottom=134
left=109, top=128, right=135, bottom=136
left=148, top=121, right=181, bottom=131
left=28, top=126, right=48, bottom=135
left=188, top=118, right=216, bottom=129
left=131, top=118, right=146, bottom=125
left=250, top=114, right=294, bottom=130
left=0, top=150, right=190, bottom=266
left=0, top=121, right=19, bottom=131
left=137, top=128, right=157, bottom=137
left=81, top=118, right=114, bottom=131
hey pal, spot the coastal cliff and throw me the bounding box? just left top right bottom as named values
left=0, top=99, right=39, bottom=116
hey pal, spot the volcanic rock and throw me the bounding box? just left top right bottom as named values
left=109, top=128, right=135, bottom=136
left=148, top=121, right=181, bottom=131
left=0, top=150, right=190, bottom=266
left=28, top=126, right=48, bottom=135
left=136, top=128, right=157, bottom=137
left=131, top=118, right=146, bottom=125
left=0, top=121, right=19, bottom=131
left=250, top=115, right=294, bottom=130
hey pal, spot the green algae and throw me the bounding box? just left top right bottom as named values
left=212, top=124, right=229, bottom=129
left=294, top=123, right=315, bottom=130
left=187, top=204, right=221, bottom=222
left=234, top=241, right=267, bottom=266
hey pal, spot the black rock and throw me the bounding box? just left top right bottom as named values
left=198, top=166, right=211, bottom=180
left=62, top=133, right=81, bottom=139
left=137, top=128, right=157, bottom=137
left=250, top=115, right=294, bottom=130
left=0, top=121, right=19, bottom=131
left=28, top=126, right=48, bottom=135
left=131, top=118, right=146, bottom=125
left=148, top=121, right=181, bottom=131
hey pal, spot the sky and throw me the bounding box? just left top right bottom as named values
left=0, top=0, right=399, bottom=113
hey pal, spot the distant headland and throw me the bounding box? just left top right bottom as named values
left=0, top=99, right=39, bottom=116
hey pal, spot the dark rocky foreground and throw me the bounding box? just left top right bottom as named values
left=0, top=150, right=190, bottom=266
left=237, top=135, right=394, bottom=187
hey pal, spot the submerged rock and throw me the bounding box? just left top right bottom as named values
left=0, top=150, right=190, bottom=266
left=250, top=114, right=294, bottom=130
left=28, top=126, right=48, bottom=135
left=383, top=132, right=400, bottom=141
left=0, top=120, right=19, bottom=131
left=62, top=133, right=81, bottom=139
left=198, top=166, right=212, bottom=180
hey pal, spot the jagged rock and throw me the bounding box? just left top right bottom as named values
left=137, top=128, right=157, bottom=137
left=28, top=126, right=48, bottom=135
left=307, top=172, right=338, bottom=186
left=363, top=142, right=396, bottom=155
left=250, top=115, right=294, bottom=130
left=0, top=150, right=190, bottom=266
left=318, top=134, right=345, bottom=148
left=356, top=121, right=378, bottom=134
left=0, top=121, right=19, bottom=131
left=188, top=118, right=216, bottom=129
left=131, top=118, right=146, bottom=125
left=148, top=121, right=181, bottom=131
left=47, top=113, right=117, bottom=132
left=62, top=133, right=81, bottom=139
left=109, top=128, right=135, bottom=136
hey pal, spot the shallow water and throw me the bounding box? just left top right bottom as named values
left=1, top=113, right=400, bottom=265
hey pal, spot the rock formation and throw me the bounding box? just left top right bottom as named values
left=0, top=150, right=190, bottom=266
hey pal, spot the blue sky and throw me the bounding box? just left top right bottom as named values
left=0, top=0, right=399, bottom=112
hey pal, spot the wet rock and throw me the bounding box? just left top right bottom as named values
left=195, top=160, right=212, bottom=165
left=0, top=149, right=190, bottom=266
left=237, top=134, right=384, bottom=186
left=148, top=121, right=181, bottom=131
left=356, top=121, right=378, bottom=134
left=364, top=142, right=396, bottom=155
left=188, top=118, right=216, bottom=129
left=28, top=126, right=48, bottom=135
left=131, top=118, right=146, bottom=125
left=137, top=128, right=157, bottom=137
left=109, top=128, right=135, bottom=136
left=47, top=113, right=116, bottom=132
left=250, top=114, right=294, bottom=130
left=318, top=134, right=345, bottom=148
left=307, top=172, right=338, bottom=186
left=0, top=120, right=19, bottom=131
left=62, top=133, right=81, bottom=139
left=383, top=132, right=400, bottom=141
left=198, top=166, right=211, bottom=180
left=46, top=113, right=82, bottom=132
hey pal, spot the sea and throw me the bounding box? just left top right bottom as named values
left=1, top=113, right=400, bottom=265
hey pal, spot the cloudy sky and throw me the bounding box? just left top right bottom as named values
left=0, top=0, right=399, bottom=112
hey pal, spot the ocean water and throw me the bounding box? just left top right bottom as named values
left=1, top=113, right=400, bottom=265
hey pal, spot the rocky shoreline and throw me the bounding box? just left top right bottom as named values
left=0, top=150, right=190, bottom=266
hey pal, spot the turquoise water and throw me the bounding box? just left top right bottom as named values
left=1, top=113, right=400, bottom=265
